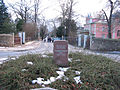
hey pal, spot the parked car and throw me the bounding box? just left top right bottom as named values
left=53, top=37, right=62, bottom=42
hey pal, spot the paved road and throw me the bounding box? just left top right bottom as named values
left=0, top=41, right=120, bottom=64
left=0, top=41, right=80, bottom=58
left=0, top=42, right=53, bottom=58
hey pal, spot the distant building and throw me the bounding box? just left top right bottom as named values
left=77, top=27, right=84, bottom=35
left=112, top=13, right=120, bottom=39
left=84, top=15, right=120, bottom=39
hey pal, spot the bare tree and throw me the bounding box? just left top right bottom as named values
left=58, top=0, right=78, bottom=37
left=32, top=0, right=49, bottom=39
left=9, top=0, right=33, bottom=23
left=40, top=24, right=48, bottom=40
left=59, top=0, right=76, bottom=24
left=23, top=22, right=37, bottom=40
left=34, top=0, right=40, bottom=24
left=30, top=0, right=48, bottom=24
left=59, top=0, right=69, bottom=24
left=102, top=0, right=120, bottom=38
left=35, top=15, right=48, bottom=40
left=48, top=18, right=60, bottom=36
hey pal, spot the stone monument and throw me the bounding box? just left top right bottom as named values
left=53, top=40, right=68, bottom=67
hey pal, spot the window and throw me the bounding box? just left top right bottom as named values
left=102, top=27, right=105, bottom=32
left=119, top=20, right=120, bottom=23
left=117, top=30, right=120, bottom=36
left=90, top=19, right=92, bottom=23
left=102, top=34, right=105, bottom=38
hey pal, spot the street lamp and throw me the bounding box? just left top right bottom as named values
left=64, top=26, right=66, bottom=40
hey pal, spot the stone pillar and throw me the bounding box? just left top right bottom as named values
left=78, top=34, right=82, bottom=47
left=22, top=32, right=25, bottom=44
left=83, top=35, right=88, bottom=49
left=12, top=33, right=14, bottom=46
left=18, top=32, right=22, bottom=45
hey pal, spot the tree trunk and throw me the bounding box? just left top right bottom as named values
left=108, top=23, right=112, bottom=38
left=102, top=0, right=114, bottom=39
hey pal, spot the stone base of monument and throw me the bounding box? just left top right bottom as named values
left=53, top=40, right=69, bottom=67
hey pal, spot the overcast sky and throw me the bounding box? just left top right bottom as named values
left=4, top=0, right=108, bottom=25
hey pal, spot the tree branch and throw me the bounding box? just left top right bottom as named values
left=102, top=9, right=109, bottom=23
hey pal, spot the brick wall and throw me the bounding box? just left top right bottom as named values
left=90, top=37, right=120, bottom=51
left=0, top=34, right=14, bottom=47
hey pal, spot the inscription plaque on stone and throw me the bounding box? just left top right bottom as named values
left=53, top=40, right=68, bottom=67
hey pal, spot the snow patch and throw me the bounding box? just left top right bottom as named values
left=42, top=55, right=48, bottom=57
left=75, top=71, right=81, bottom=75
left=43, top=79, right=51, bottom=85
left=11, top=58, right=16, bottom=60
left=56, top=71, right=65, bottom=80
left=41, top=85, right=45, bottom=87
left=68, top=58, right=72, bottom=62
left=32, top=77, right=51, bottom=85
left=32, top=80, right=37, bottom=84
left=0, top=62, right=3, bottom=64
left=56, top=71, right=65, bottom=76
left=22, top=69, right=27, bottom=72
left=74, top=76, right=82, bottom=84
left=0, top=47, right=6, bottom=49
left=50, top=77, right=56, bottom=82
left=75, top=59, right=81, bottom=61
left=56, top=75, right=63, bottom=80
left=27, top=62, right=33, bottom=65
left=0, top=58, right=8, bottom=61
left=56, top=67, right=70, bottom=81
left=58, top=67, right=70, bottom=72
left=37, top=78, right=44, bottom=81
left=32, top=67, right=70, bottom=86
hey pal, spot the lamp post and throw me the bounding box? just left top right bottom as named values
left=64, top=26, right=66, bottom=40
left=38, top=29, right=40, bottom=41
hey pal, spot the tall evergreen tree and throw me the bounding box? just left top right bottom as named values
left=0, top=0, right=9, bottom=33
left=16, top=18, right=24, bottom=32
left=56, top=26, right=64, bottom=38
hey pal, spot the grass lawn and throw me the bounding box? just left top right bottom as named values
left=0, top=53, right=120, bottom=90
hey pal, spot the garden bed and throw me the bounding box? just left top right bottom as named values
left=0, top=53, right=120, bottom=90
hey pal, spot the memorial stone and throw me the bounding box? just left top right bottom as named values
left=53, top=40, right=68, bottom=67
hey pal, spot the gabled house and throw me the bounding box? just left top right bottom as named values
left=84, top=15, right=120, bottom=39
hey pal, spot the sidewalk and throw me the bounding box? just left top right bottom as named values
left=0, top=40, right=40, bottom=51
